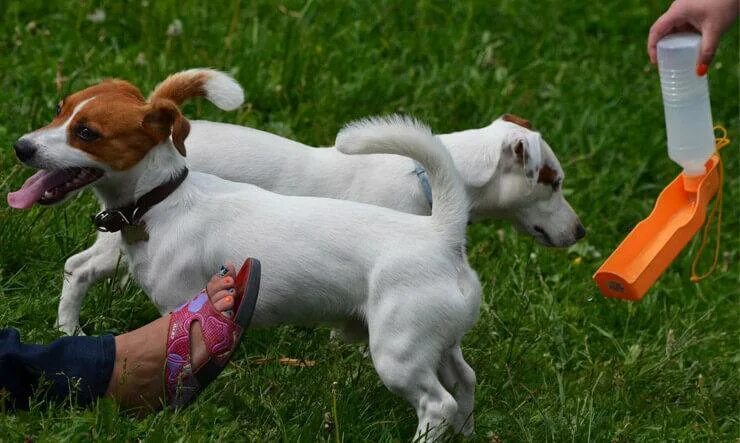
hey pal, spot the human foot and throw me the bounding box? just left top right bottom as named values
left=106, top=260, right=259, bottom=410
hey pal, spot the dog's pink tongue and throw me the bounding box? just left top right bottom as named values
left=7, top=170, right=56, bottom=209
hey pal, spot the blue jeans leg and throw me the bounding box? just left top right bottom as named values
left=0, top=328, right=115, bottom=410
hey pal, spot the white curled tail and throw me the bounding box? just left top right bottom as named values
left=335, top=115, right=469, bottom=243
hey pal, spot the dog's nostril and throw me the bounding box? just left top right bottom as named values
left=13, top=139, right=37, bottom=162
left=533, top=226, right=545, bottom=234
left=574, top=224, right=586, bottom=239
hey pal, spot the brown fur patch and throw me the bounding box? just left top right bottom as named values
left=538, top=164, right=559, bottom=189
left=143, top=99, right=190, bottom=156
left=49, top=80, right=144, bottom=128
left=55, top=80, right=188, bottom=170
left=149, top=71, right=208, bottom=105
left=502, top=114, right=532, bottom=129
left=514, top=141, right=528, bottom=163
left=512, top=137, right=560, bottom=189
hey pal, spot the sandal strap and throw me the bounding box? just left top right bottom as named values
left=165, top=290, right=243, bottom=407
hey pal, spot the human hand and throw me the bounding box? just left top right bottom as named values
left=648, top=0, right=739, bottom=75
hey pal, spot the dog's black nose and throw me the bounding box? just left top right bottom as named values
left=574, top=223, right=586, bottom=240
left=13, top=139, right=36, bottom=163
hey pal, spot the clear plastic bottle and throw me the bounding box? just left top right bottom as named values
left=657, top=33, right=715, bottom=176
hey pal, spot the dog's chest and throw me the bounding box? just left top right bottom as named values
left=121, top=224, right=149, bottom=244
left=119, top=228, right=195, bottom=310
left=120, top=234, right=156, bottom=280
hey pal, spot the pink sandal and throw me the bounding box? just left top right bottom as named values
left=164, top=258, right=261, bottom=408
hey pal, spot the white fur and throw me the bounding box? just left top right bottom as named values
left=25, top=98, right=98, bottom=170
left=152, top=68, right=244, bottom=111
left=199, top=69, right=244, bottom=111
left=25, top=116, right=482, bottom=438
left=336, top=116, right=469, bottom=241
left=56, top=115, right=584, bottom=337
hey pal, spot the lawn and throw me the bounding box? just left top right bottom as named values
left=0, top=0, right=738, bottom=441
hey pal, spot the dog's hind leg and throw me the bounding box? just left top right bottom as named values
left=438, top=344, right=476, bottom=436
left=57, top=232, right=123, bottom=335
left=368, top=303, right=458, bottom=440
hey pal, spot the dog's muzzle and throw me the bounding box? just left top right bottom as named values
left=574, top=223, right=586, bottom=240
left=13, top=139, right=37, bottom=163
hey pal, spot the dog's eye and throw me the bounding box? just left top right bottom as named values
left=55, top=102, right=62, bottom=116
left=75, top=125, right=100, bottom=142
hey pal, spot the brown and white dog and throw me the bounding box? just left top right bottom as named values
left=8, top=70, right=584, bottom=438
left=10, top=74, right=485, bottom=438
left=10, top=69, right=584, bottom=338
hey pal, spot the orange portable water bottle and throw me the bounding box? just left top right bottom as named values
left=593, top=33, right=729, bottom=301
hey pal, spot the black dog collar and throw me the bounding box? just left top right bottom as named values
left=93, top=168, right=189, bottom=233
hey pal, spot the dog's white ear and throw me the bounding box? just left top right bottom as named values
left=463, top=146, right=501, bottom=188
left=505, top=130, right=542, bottom=185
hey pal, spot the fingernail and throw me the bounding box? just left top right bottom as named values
left=228, top=288, right=235, bottom=293
left=696, top=64, right=708, bottom=76
left=224, top=277, right=233, bottom=285
left=225, top=296, right=233, bottom=303
left=218, top=265, right=228, bottom=277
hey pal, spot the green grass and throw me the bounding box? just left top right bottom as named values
left=0, top=0, right=738, bottom=440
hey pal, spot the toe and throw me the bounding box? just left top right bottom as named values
left=213, top=293, right=235, bottom=313
left=206, top=263, right=236, bottom=297
left=223, top=262, right=236, bottom=278
left=211, top=288, right=234, bottom=305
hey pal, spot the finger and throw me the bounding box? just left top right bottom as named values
left=648, top=13, right=680, bottom=63
left=675, top=23, right=696, bottom=33
left=697, top=27, right=720, bottom=75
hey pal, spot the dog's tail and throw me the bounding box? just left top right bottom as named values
left=149, top=68, right=244, bottom=111
left=335, top=115, right=469, bottom=243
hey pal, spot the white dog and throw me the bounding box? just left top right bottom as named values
left=10, top=77, right=483, bottom=439
left=46, top=69, right=584, bottom=336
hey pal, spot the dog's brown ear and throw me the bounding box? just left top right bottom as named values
left=143, top=98, right=190, bottom=156
left=505, top=131, right=543, bottom=184
left=514, top=141, right=528, bottom=163
left=502, top=114, right=532, bottom=129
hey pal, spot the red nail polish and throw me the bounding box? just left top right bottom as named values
left=696, top=64, right=708, bottom=76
